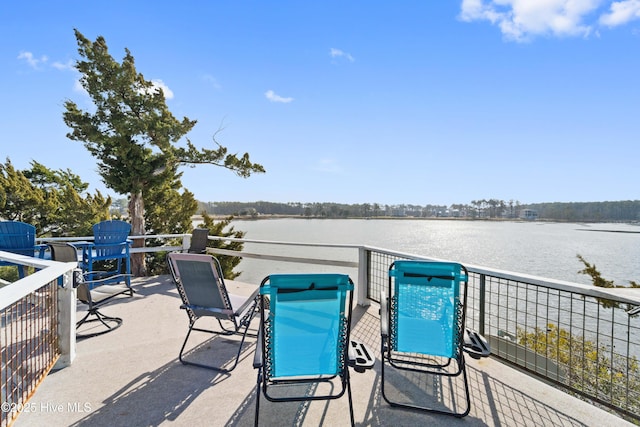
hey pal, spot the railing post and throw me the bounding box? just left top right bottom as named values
left=182, top=234, right=191, bottom=252
left=54, top=269, right=76, bottom=369
left=478, top=273, right=486, bottom=336
left=357, top=247, right=370, bottom=307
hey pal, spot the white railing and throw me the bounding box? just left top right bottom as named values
left=0, top=252, right=76, bottom=427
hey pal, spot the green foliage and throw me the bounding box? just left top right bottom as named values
left=143, top=180, right=199, bottom=275
left=518, top=323, right=640, bottom=416
left=63, top=28, right=264, bottom=212
left=0, top=266, right=20, bottom=284
left=198, top=212, right=245, bottom=279
left=63, top=29, right=196, bottom=197
left=516, top=259, right=640, bottom=418
left=0, top=158, right=110, bottom=236
left=577, top=254, right=640, bottom=309
left=0, top=158, right=50, bottom=226
left=63, top=29, right=264, bottom=275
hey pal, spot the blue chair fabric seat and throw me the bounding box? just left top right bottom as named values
left=380, top=260, right=490, bottom=418
left=253, top=273, right=373, bottom=427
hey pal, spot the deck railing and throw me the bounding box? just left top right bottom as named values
left=203, top=235, right=640, bottom=421
left=3, top=233, right=639, bottom=421
left=0, top=252, right=76, bottom=427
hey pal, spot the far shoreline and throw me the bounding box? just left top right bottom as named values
left=193, top=214, right=640, bottom=225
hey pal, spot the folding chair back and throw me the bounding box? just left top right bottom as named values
left=254, top=273, right=370, bottom=427
left=390, top=261, right=464, bottom=358
left=261, top=274, right=352, bottom=378
left=381, top=260, right=489, bottom=418
left=167, top=252, right=231, bottom=320
left=48, top=242, right=78, bottom=264
left=187, top=228, right=209, bottom=254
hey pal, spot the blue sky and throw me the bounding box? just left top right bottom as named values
left=2, top=1, right=639, bottom=206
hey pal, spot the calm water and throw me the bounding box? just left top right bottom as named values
left=227, top=218, right=640, bottom=286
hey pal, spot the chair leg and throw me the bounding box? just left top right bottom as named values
left=178, top=319, right=254, bottom=372
left=76, top=309, right=123, bottom=339
left=254, top=371, right=262, bottom=427
left=346, top=371, right=355, bottom=427
left=380, top=340, right=471, bottom=417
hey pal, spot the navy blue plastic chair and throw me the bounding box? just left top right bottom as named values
left=253, top=273, right=373, bottom=427
left=80, top=220, right=132, bottom=291
left=0, top=221, right=46, bottom=278
left=380, top=260, right=489, bottom=417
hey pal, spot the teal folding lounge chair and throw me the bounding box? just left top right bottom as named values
left=50, top=242, right=131, bottom=338
left=0, top=221, right=46, bottom=278
left=80, top=220, right=132, bottom=290
left=253, top=273, right=374, bottom=427
left=167, top=252, right=260, bottom=372
left=381, top=260, right=489, bottom=417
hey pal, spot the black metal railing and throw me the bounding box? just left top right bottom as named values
left=361, top=247, right=640, bottom=421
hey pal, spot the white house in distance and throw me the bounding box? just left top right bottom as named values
left=519, top=209, right=538, bottom=220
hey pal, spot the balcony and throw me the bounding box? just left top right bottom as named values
left=2, top=235, right=639, bottom=426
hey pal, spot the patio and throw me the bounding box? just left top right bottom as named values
left=13, top=275, right=631, bottom=427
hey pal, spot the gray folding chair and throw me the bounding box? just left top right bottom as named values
left=167, top=252, right=259, bottom=372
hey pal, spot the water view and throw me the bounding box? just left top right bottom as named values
left=227, top=218, right=640, bottom=287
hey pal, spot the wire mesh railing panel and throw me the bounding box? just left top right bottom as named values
left=480, top=272, right=640, bottom=421
left=362, top=246, right=640, bottom=421
left=367, top=251, right=403, bottom=303
left=1, top=281, right=59, bottom=427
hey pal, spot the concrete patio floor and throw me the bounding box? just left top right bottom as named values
left=14, top=276, right=633, bottom=427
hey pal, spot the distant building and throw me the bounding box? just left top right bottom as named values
left=519, top=209, right=538, bottom=221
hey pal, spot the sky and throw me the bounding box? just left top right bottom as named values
left=1, top=1, right=639, bottom=206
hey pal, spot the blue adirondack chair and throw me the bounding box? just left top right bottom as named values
left=80, top=220, right=132, bottom=291
left=0, top=221, right=46, bottom=278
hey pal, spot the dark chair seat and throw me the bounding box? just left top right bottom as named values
left=49, top=242, right=130, bottom=338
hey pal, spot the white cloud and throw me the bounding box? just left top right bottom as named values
left=330, top=48, right=355, bottom=62
left=150, top=79, right=174, bottom=99
left=136, top=79, right=174, bottom=99
left=17, top=51, right=48, bottom=69
left=600, top=0, right=640, bottom=26
left=51, top=60, right=75, bottom=71
left=459, top=0, right=601, bottom=42
left=265, top=90, right=294, bottom=103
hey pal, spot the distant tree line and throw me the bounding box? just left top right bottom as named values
left=526, top=200, right=640, bottom=222
left=197, top=199, right=640, bottom=222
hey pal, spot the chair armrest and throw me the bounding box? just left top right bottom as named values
left=348, top=339, right=375, bottom=373
left=380, top=290, right=388, bottom=338
left=463, top=328, right=491, bottom=359
left=35, top=244, right=48, bottom=259
left=231, top=287, right=261, bottom=317
left=253, top=328, right=263, bottom=369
